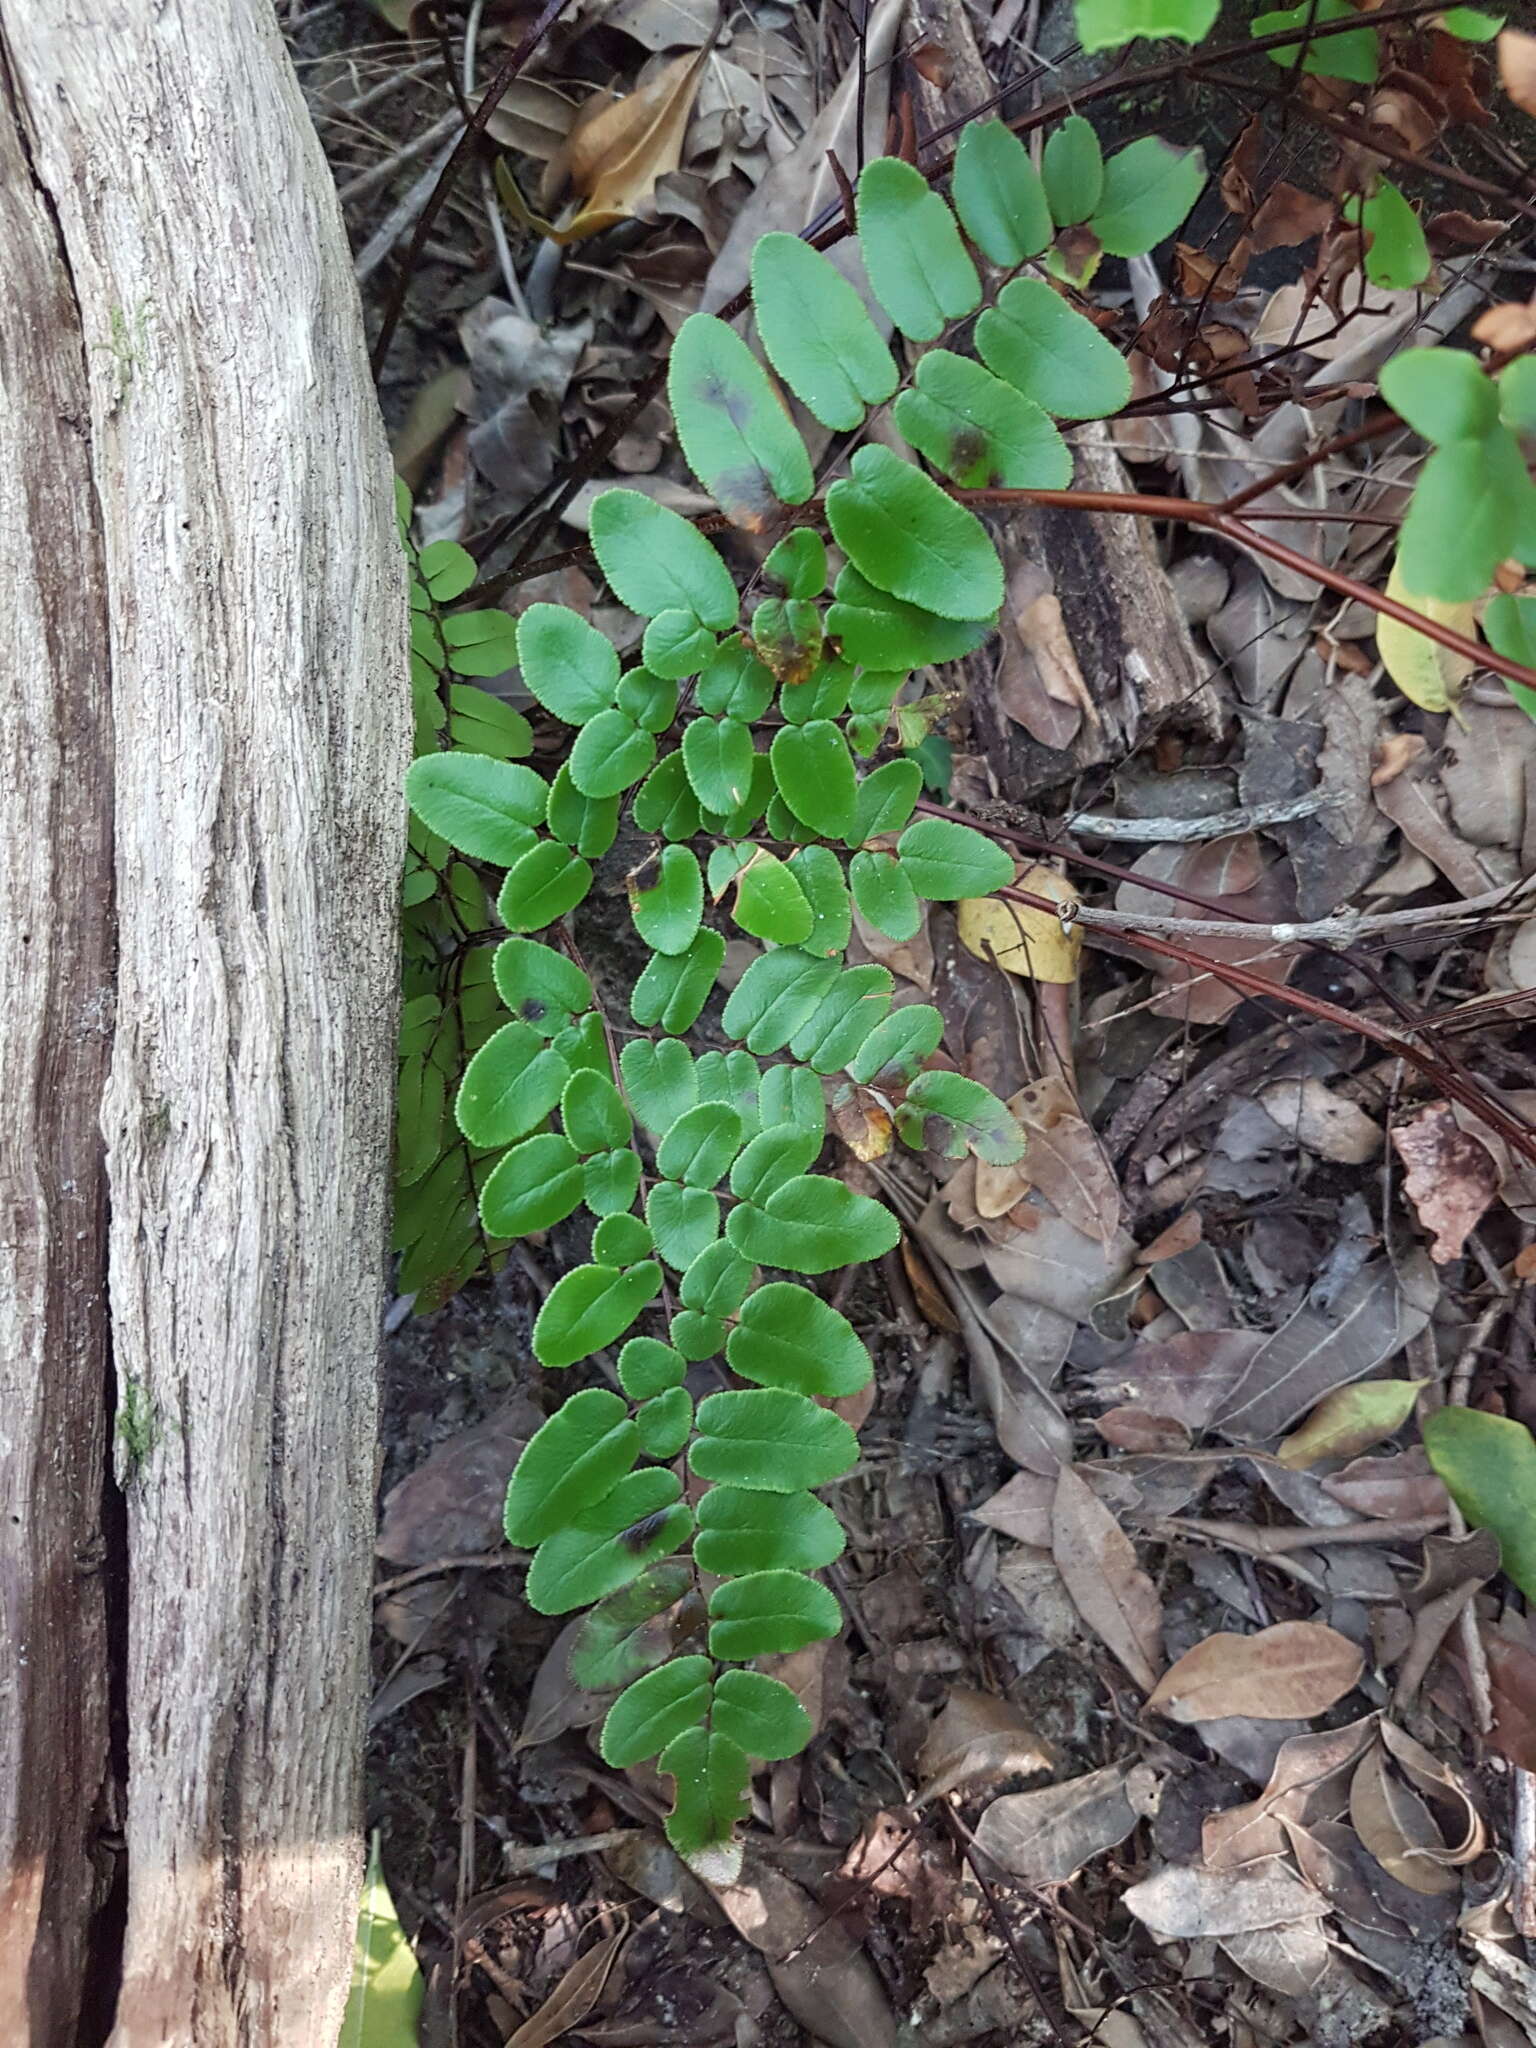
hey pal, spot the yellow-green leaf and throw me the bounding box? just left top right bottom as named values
left=1276, top=1379, right=1425, bottom=1468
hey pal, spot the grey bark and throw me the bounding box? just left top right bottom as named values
left=0, top=1, right=410, bottom=2038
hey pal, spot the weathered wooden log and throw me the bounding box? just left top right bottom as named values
left=0, top=1, right=410, bottom=2037
left=0, top=55, right=115, bottom=2048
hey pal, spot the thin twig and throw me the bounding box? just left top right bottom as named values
left=1066, top=791, right=1345, bottom=841
left=371, top=0, right=574, bottom=376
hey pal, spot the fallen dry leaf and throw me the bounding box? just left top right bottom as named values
left=1095, top=1406, right=1192, bottom=1453
left=377, top=1398, right=536, bottom=1565
left=1202, top=1717, right=1376, bottom=1870
left=973, top=1760, right=1161, bottom=1887
left=506, top=1926, right=626, bottom=2048
left=1485, top=1617, right=1536, bottom=1772
left=1090, top=1328, right=1267, bottom=1434
left=1213, top=1255, right=1436, bottom=1442
left=958, top=866, right=1081, bottom=984
left=1257, top=1078, right=1383, bottom=1166
left=710, top=1854, right=898, bottom=2048
left=1009, top=1076, right=1122, bottom=1245
left=969, top=1469, right=1056, bottom=1549
left=915, top=1687, right=1055, bottom=1804
left=1391, top=1103, right=1501, bottom=1263
left=1499, top=26, right=1536, bottom=115
left=1322, top=1445, right=1451, bottom=1521
left=1349, top=1740, right=1461, bottom=1897
left=1137, top=1210, right=1203, bottom=1263
left=528, top=46, right=714, bottom=241
left=1122, top=1862, right=1326, bottom=1940
left=1051, top=1464, right=1164, bottom=1693
left=1220, top=1919, right=1330, bottom=1997
left=1145, top=1622, right=1364, bottom=1724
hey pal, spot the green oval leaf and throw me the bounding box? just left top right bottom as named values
left=629, top=844, right=704, bottom=957
left=729, top=1124, right=823, bottom=1205
left=1090, top=138, right=1204, bottom=257
left=601, top=1655, right=713, bottom=1768
left=492, top=937, right=592, bottom=1034
left=562, top=1068, right=631, bottom=1155
left=828, top=566, right=994, bottom=671
left=618, top=1336, right=689, bottom=1399
left=636, top=1385, right=693, bottom=1459
left=1253, top=0, right=1378, bottom=82
left=532, top=1259, right=664, bottom=1369
left=691, top=1387, right=860, bottom=1491
left=516, top=602, right=620, bottom=724
left=727, top=1282, right=872, bottom=1397
left=759, top=1063, right=826, bottom=1136
left=589, top=488, right=739, bottom=629
left=976, top=276, right=1132, bottom=422
left=620, top=1038, right=699, bottom=1136
left=790, top=965, right=894, bottom=1075
left=721, top=948, right=838, bottom=1055
left=496, top=841, right=594, bottom=932
left=697, top=639, right=776, bottom=721
left=769, top=720, right=858, bottom=840
left=680, top=1239, right=754, bottom=1317
left=855, top=157, right=980, bottom=341
left=1042, top=114, right=1103, bottom=226
left=479, top=1131, right=584, bottom=1236
left=726, top=1174, right=899, bottom=1274
left=657, top=1102, right=745, bottom=1188
left=633, top=751, right=704, bottom=841
left=630, top=927, right=726, bottom=1034
left=896, top=816, right=1014, bottom=899
left=640, top=614, right=713, bottom=686
left=1423, top=1407, right=1536, bottom=1600
left=526, top=1468, right=691, bottom=1614
left=1350, top=180, right=1430, bottom=290
left=457, top=1020, right=571, bottom=1147
left=669, top=312, right=814, bottom=530
left=682, top=714, right=756, bottom=815
left=659, top=1726, right=751, bottom=1860
left=850, top=849, right=922, bottom=939
left=592, top=1212, right=653, bottom=1264
left=645, top=1181, right=721, bottom=1271
left=826, top=445, right=1003, bottom=622
left=711, top=1669, right=813, bottom=1760
left=569, top=707, right=656, bottom=799
left=952, top=117, right=1052, bottom=263
left=671, top=1308, right=726, bottom=1361
left=750, top=231, right=900, bottom=431
left=546, top=762, right=621, bottom=859
left=787, top=843, right=853, bottom=959
left=693, top=1485, right=847, bottom=1577
left=582, top=1148, right=643, bottom=1217
left=763, top=528, right=828, bottom=599
left=1075, top=0, right=1219, bottom=50
left=896, top=1069, right=1027, bottom=1164
left=405, top=754, right=548, bottom=865
left=441, top=607, right=519, bottom=678
left=895, top=350, right=1072, bottom=491
left=732, top=851, right=815, bottom=945
left=504, top=1386, right=638, bottom=1547
left=707, top=1569, right=842, bottom=1659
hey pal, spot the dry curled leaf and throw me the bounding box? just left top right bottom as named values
left=1009, top=1076, right=1122, bottom=1245
left=1499, top=26, right=1536, bottom=116
left=1391, top=1102, right=1500, bottom=1263
left=915, top=1688, right=1054, bottom=1804
left=1349, top=1741, right=1461, bottom=1897
left=973, top=1760, right=1161, bottom=1887
left=1257, top=1078, right=1383, bottom=1166
left=710, top=1855, right=898, bottom=2048
left=506, top=1926, right=626, bottom=2048
left=1202, top=1717, right=1376, bottom=1870
left=1051, top=1465, right=1164, bottom=1694
left=1145, top=1622, right=1364, bottom=1725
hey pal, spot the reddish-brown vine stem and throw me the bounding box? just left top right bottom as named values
left=953, top=486, right=1536, bottom=690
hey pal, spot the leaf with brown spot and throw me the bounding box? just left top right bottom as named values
left=1391, top=1102, right=1500, bottom=1263
left=1145, top=1621, right=1364, bottom=1724
left=1009, top=1076, right=1122, bottom=1246
left=1051, top=1464, right=1164, bottom=1693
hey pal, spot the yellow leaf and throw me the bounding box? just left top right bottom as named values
left=958, top=863, right=1081, bottom=984
left=1377, top=555, right=1476, bottom=717
left=340, top=1834, right=424, bottom=2048
left=1275, top=1379, right=1426, bottom=1469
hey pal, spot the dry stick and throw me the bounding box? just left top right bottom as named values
left=938, top=1805, right=1073, bottom=2048
left=370, top=0, right=574, bottom=377
left=997, top=879, right=1536, bottom=1163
